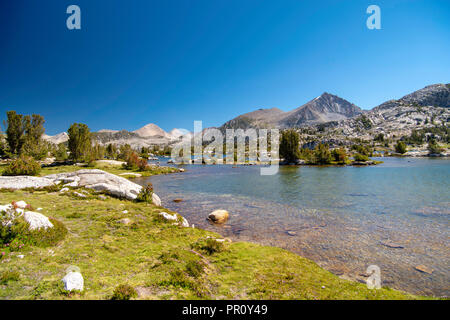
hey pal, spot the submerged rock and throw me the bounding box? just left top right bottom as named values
left=380, top=241, right=404, bottom=249
left=208, top=210, right=229, bottom=224
left=414, top=265, right=433, bottom=274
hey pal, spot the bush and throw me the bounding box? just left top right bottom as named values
left=353, top=153, right=369, bottom=162
left=395, top=141, right=407, bottom=154
left=193, top=238, right=225, bottom=255
left=123, top=152, right=149, bottom=171
left=161, top=270, right=195, bottom=289
left=351, top=144, right=372, bottom=156
left=54, top=143, right=69, bottom=161
left=0, top=217, right=67, bottom=247
left=185, top=260, right=204, bottom=278
left=428, top=140, right=443, bottom=155
left=2, top=155, right=41, bottom=176
left=111, top=284, right=138, bottom=300
left=374, top=133, right=384, bottom=142
left=313, top=144, right=332, bottom=164
left=159, top=269, right=209, bottom=297
left=331, top=147, right=347, bottom=164
left=136, top=183, right=153, bottom=203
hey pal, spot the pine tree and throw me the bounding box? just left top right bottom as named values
left=279, top=129, right=300, bottom=163
left=68, top=123, right=92, bottom=162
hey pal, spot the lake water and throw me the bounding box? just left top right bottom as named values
left=136, top=157, right=450, bottom=296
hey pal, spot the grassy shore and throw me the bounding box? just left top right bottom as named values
left=0, top=165, right=425, bottom=300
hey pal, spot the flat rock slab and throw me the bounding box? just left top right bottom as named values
left=45, top=169, right=143, bottom=200
left=0, top=176, right=54, bottom=189
left=0, top=169, right=165, bottom=204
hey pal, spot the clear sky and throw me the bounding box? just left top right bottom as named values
left=0, top=0, right=449, bottom=135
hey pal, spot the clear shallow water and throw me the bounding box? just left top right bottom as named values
left=137, top=157, right=450, bottom=296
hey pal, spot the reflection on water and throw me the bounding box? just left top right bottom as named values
left=136, top=157, right=450, bottom=296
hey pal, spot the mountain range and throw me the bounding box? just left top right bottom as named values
left=221, top=92, right=362, bottom=130
left=43, top=83, right=449, bottom=147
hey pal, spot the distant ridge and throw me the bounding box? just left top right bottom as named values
left=221, top=92, right=362, bottom=130
left=42, top=132, right=69, bottom=144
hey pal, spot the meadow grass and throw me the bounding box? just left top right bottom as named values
left=0, top=187, right=425, bottom=300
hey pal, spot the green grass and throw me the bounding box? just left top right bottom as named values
left=0, top=188, right=425, bottom=300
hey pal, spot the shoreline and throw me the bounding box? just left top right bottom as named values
left=0, top=163, right=429, bottom=299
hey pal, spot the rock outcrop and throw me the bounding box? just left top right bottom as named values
left=0, top=176, right=54, bottom=189
left=0, top=170, right=163, bottom=204
left=45, top=169, right=143, bottom=200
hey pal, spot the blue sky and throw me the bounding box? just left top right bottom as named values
left=0, top=0, right=449, bottom=135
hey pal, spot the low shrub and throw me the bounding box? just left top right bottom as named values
left=395, top=141, right=407, bottom=154
left=353, top=153, right=369, bottom=162
left=185, top=260, right=204, bottom=278
left=2, top=156, right=41, bottom=176
left=160, top=270, right=195, bottom=289
left=0, top=270, right=20, bottom=284
left=0, top=217, right=67, bottom=247
left=331, top=147, right=348, bottom=164
left=136, top=184, right=153, bottom=203
left=123, top=152, right=149, bottom=171
left=193, top=238, right=225, bottom=255
left=428, top=140, right=443, bottom=154
left=111, top=284, right=138, bottom=300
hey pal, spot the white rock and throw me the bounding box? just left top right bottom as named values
left=159, top=212, right=177, bottom=221
left=17, top=255, right=24, bottom=259
left=62, top=272, right=84, bottom=292
left=181, top=217, right=189, bottom=227
left=23, top=211, right=54, bottom=230
left=122, top=210, right=128, bottom=214
left=14, top=201, right=28, bottom=209
left=73, top=191, right=87, bottom=198
left=152, top=193, right=161, bottom=206
left=0, top=169, right=145, bottom=201
left=37, top=208, right=43, bottom=211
